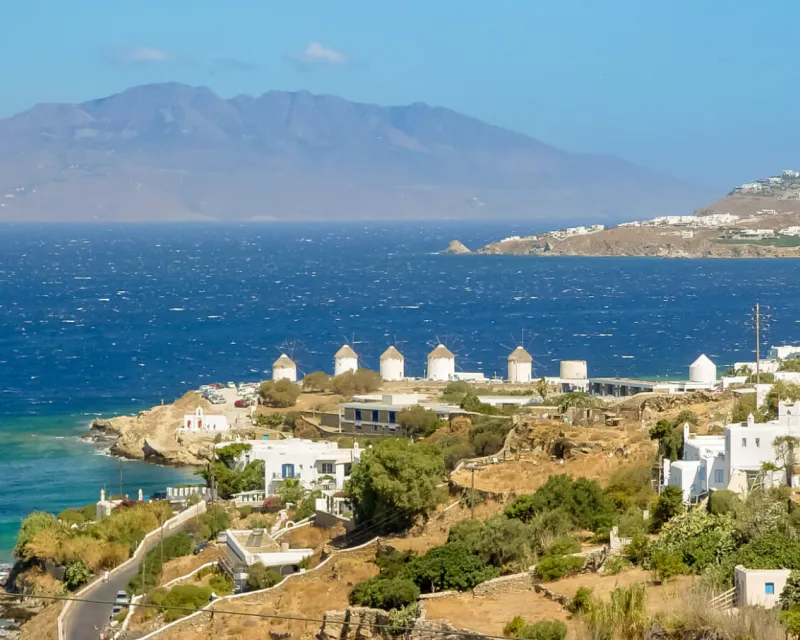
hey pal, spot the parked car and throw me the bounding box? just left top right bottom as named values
left=234, top=399, right=250, bottom=408
left=227, top=381, right=236, bottom=389
left=115, top=590, right=129, bottom=605
left=111, top=605, right=123, bottom=620
left=193, top=542, right=210, bottom=555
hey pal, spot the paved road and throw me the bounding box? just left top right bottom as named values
left=65, top=515, right=196, bottom=640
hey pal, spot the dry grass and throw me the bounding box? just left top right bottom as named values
left=423, top=590, right=568, bottom=636
left=19, top=602, right=61, bottom=640
left=282, top=523, right=342, bottom=549
left=161, top=542, right=381, bottom=640
left=159, top=546, right=220, bottom=584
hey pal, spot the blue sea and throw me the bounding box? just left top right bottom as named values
left=2, top=222, right=800, bottom=562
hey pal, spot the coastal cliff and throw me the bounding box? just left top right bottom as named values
left=91, top=392, right=215, bottom=466
left=440, top=240, right=471, bottom=255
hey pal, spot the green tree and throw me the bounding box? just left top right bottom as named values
left=649, top=550, right=687, bottom=583
left=14, top=511, right=64, bottom=561
left=258, top=379, right=301, bottom=408
left=649, top=420, right=682, bottom=461
left=774, top=435, right=800, bottom=486
left=403, top=542, right=499, bottom=592
left=651, top=486, right=684, bottom=531
left=780, top=570, right=800, bottom=609
left=396, top=406, right=442, bottom=437
left=246, top=563, right=282, bottom=591
left=349, top=577, right=420, bottom=610
left=764, top=381, right=800, bottom=418
left=63, top=560, right=92, bottom=590
left=303, top=371, right=331, bottom=391
left=674, top=410, right=698, bottom=425
left=277, top=478, right=305, bottom=506
left=554, top=392, right=596, bottom=413
left=707, top=489, right=740, bottom=516
left=302, top=371, right=331, bottom=392
left=215, top=443, right=252, bottom=467
left=347, top=439, right=444, bottom=531
left=331, top=369, right=382, bottom=396
left=780, top=608, right=800, bottom=637
left=780, top=359, right=800, bottom=373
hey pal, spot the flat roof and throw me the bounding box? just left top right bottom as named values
left=589, top=377, right=657, bottom=386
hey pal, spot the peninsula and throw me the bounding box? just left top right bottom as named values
left=448, top=170, right=800, bottom=258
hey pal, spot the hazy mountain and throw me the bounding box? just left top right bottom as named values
left=0, top=83, right=712, bottom=222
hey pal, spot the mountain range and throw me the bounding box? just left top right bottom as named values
left=0, top=83, right=713, bottom=223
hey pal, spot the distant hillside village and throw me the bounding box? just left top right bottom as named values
left=485, top=169, right=800, bottom=248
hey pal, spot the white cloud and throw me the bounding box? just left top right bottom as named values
left=296, top=42, right=347, bottom=65
left=122, top=47, right=173, bottom=63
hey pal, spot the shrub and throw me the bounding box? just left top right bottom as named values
left=63, top=561, right=92, bottom=590
left=603, top=554, right=632, bottom=576
left=650, top=550, right=687, bottom=583
left=518, top=620, right=567, bottom=640
left=544, top=536, right=581, bottom=557
left=161, top=532, right=193, bottom=559
left=604, top=465, right=654, bottom=511
left=503, top=615, right=527, bottom=638
left=208, top=572, right=234, bottom=596
left=258, top=379, right=301, bottom=408
left=238, top=505, right=253, bottom=518
left=675, top=410, right=698, bottom=425
left=246, top=563, right=282, bottom=591
left=708, top=489, right=740, bottom=516
left=331, top=369, right=382, bottom=396
left=567, top=587, right=593, bottom=615
left=403, top=542, right=500, bottom=592
left=650, top=510, right=739, bottom=572
left=349, top=577, right=420, bottom=610
left=397, top=406, right=442, bottom=437
left=302, top=371, right=331, bottom=392
left=623, top=534, right=650, bottom=566
left=735, top=532, right=800, bottom=571
left=781, top=607, right=800, bottom=636
left=535, top=555, right=584, bottom=581
left=651, top=486, right=684, bottom=531
left=160, top=584, right=213, bottom=622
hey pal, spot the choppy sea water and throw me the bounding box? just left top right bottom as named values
left=1, top=221, right=800, bottom=561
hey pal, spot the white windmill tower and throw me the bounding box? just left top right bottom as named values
left=272, top=354, right=297, bottom=382
left=380, top=346, right=405, bottom=381
left=427, top=344, right=455, bottom=381
left=334, top=344, right=359, bottom=376
left=507, top=346, right=533, bottom=383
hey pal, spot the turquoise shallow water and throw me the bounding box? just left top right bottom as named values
left=3, top=221, right=800, bottom=562
left=0, top=408, right=195, bottom=563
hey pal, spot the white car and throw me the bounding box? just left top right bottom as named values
left=227, top=381, right=236, bottom=389
left=115, top=590, right=129, bottom=605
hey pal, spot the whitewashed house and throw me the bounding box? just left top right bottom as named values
left=665, top=401, right=800, bottom=502
left=735, top=566, right=790, bottom=609
left=427, top=344, right=455, bottom=381
left=507, top=346, right=533, bottom=383
left=379, top=346, right=405, bottom=381
left=272, top=354, right=297, bottom=382
left=222, top=438, right=362, bottom=495
left=334, top=345, right=358, bottom=376
left=181, top=407, right=230, bottom=432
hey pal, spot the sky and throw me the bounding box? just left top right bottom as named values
left=2, top=0, right=799, bottom=190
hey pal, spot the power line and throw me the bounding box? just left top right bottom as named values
left=0, top=592, right=494, bottom=639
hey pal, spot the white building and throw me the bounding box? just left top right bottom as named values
left=272, top=354, right=297, bottom=382
left=736, top=182, right=764, bottom=194
left=379, top=346, right=405, bottom=381
left=223, top=438, right=362, bottom=495
left=769, top=345, right=800, bottom=361
left=507, top=346, right=533, bottom=383
left=735, top=566, right=790, bottom=609
left=334, top=344, right=358, bottom=376
left=666, top=401, right=800, bottom=502
left=689, top=354, right=717, bottom=384
left=182, top=407, right=230, bottom=432
left=223, top=529, right=313, bottom=591
left=427, top=344, right=455, bottom=381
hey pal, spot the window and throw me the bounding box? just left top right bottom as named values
left=714, top=469, right=724, bottom=484
left=320, top=462, right=334, bottom=474
left=756, top=438, right=760, bottom=447
left=765, top=583, right=775, bottom=595
left=389, top=411, right=397, bottom=424
left=742, top=438, right=747, bottom=447
left=372, top=424, right=379, bottom=432
left=355, top=409, right=362, bottom=421
left=355, top=424, right=362, bottom=431
left=281, top=463, right=295, bottom=479
left=344, top=463, right=352, bottom=476
left=372, top=410, right=379, bottom=422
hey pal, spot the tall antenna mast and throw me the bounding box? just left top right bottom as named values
left=755, top=302, right=761, bottom=385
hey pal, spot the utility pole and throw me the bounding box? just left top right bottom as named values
left=119, top=458, right=123, bottom=498
left=468, top=463, right=476, bottom=520
left=159, top=512, right=165, bottom=569
left=755, top=303, right=761, bottom=385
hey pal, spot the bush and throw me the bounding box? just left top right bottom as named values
left=160, top=584, right=213, bottom=622
left=650, top=550, right=687, bottom=583
left=545, top=536, right=581, bottom=557
left=503, top=616, right=527, bottom=638
left=505, top=476, right=616, bottom=532
left=623, top=534, right=650, bottom=566
left=258, top=379, right=301, bottom=408
left=708, top=489, right=740, bottom=516
left=651, top=510, right=739, bottom=572
left=675, top=410, right=698, bottom=425
left=567, top=587, right=593, bottom=615
left=349, top=577, right=420, bottom=610
left=403, top=542, right=500, bottom=592
left=200, top=505, right=230, bottom=539
left=781, top=607, right=800, bottom=636
left=397, top=406, right=442, bottom=437
left=161, top=532, right=193, bottom=559
left=302, top=371, right=331, bottom=392
left=518, top=620, right=567, bottom=640
left=604, top=465, right=654, bottom=511
left=651, top=486, right=684, bottom=531
left=208, top=572, right=234, bottom=596
left=246, top=563, right=283, bottom=591
left=64, top=561, right=92, bottom=590
left=535, top=555, right=584, bottom=581
left=602, top=554, right=632, bottom=576
left=238, top=505, right=253, bottom=518
left=331, top=369, right=382, bottom=396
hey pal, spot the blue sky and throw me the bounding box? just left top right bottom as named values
left=2, top=0, right=798, bottom=189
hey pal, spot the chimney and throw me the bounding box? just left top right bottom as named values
left=747, top=413, right=755, bottom=427
left=100, top=488, right=106, bottom=503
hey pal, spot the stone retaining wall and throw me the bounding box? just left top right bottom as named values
left=472, top=571, right=534, bottom=597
